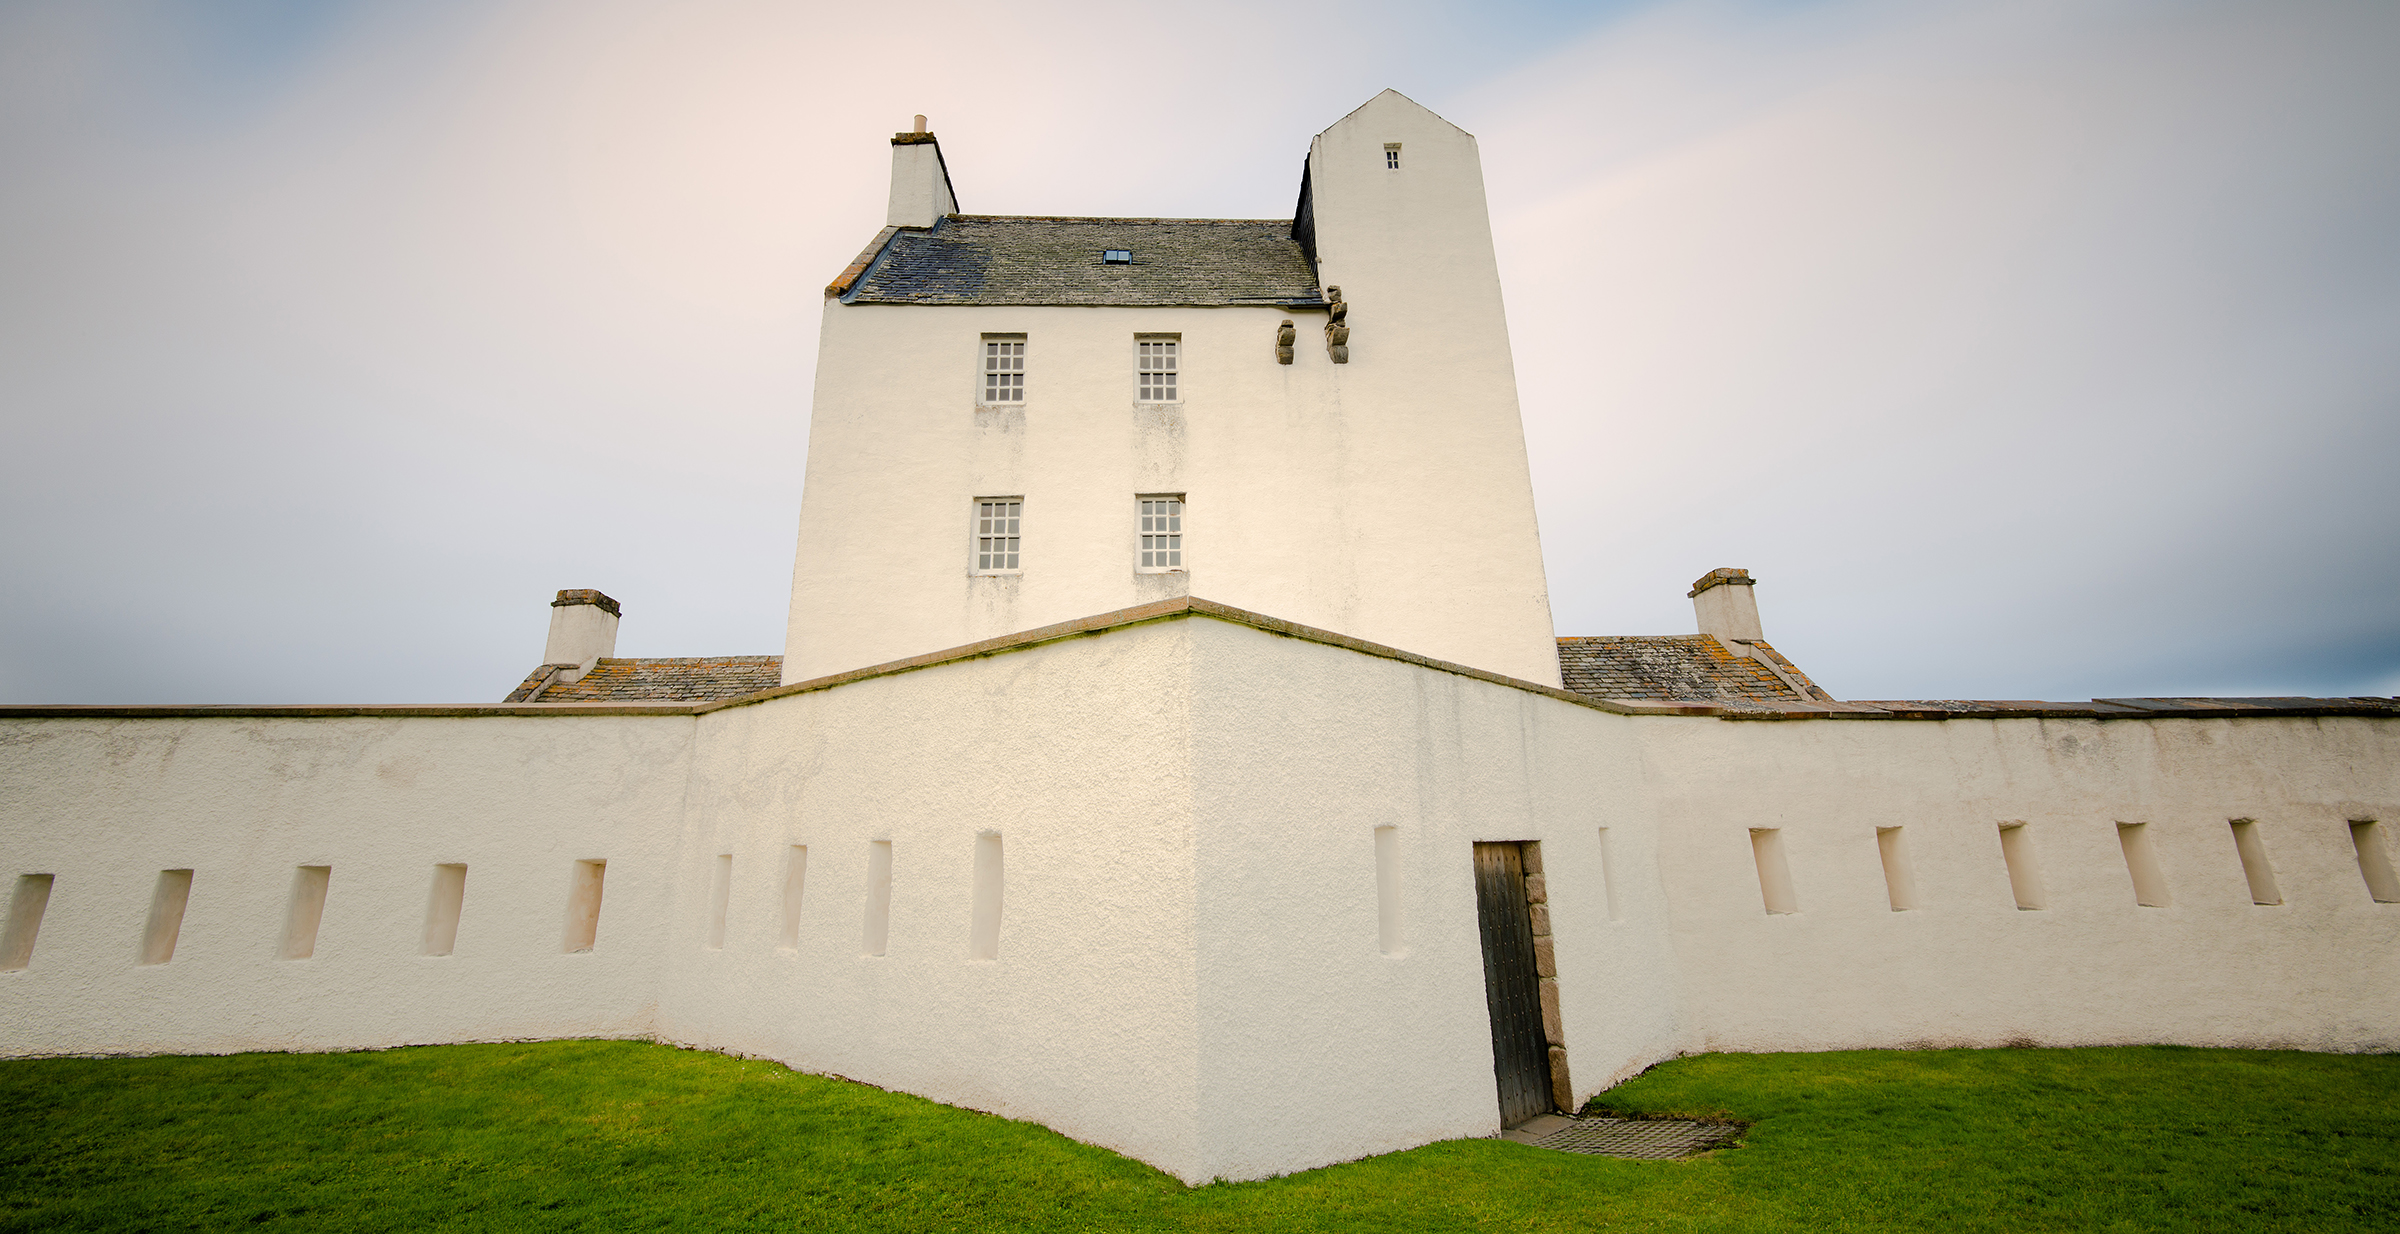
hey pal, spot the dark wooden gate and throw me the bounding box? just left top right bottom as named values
left=1473, top=841, right=1553, bottom=1127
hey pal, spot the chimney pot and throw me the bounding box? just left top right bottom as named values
left=914, top=114, right=926, bottom=134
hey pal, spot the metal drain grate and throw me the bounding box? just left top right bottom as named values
left=1525, top=1116, right=1741, bottom=1160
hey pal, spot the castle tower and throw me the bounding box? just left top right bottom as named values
left=783, top=91, right=1561, bottom=687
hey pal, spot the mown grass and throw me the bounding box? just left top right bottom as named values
left=0, top=1040, right=2392, bottom=1232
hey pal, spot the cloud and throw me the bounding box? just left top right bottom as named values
left=1471, top=0, right=2400, bottom=698
left=0, top=0, right=1609, bottom=701
left=0, top=0, right=2393, bottom=702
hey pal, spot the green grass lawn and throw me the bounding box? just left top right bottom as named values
left=0, top=1040, right=2392, bottom=1232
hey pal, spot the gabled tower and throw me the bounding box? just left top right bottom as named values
left=784, top=91, right=1560, bottom=687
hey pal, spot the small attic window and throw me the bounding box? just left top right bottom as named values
left=1103, top=250, right=1132, bottom=264
left=1385, top=143, right=1401, bottom=169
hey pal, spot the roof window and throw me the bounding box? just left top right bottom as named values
left=1103, top=250, right=1132, bottom=264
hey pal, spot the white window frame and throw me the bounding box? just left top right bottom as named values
left=1136, top=335, right=1180, bottom=404
left=979, top=335, right=1025, bottom=405
left=1384, top=143, right=1402, bottom=170
left=972, top=497, right=1023, bottom=574
left=1137, top=494, right=1184, bottom=572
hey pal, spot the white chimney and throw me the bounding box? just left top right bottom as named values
left=886, top=120, right=959, bottom=229
left=1690, top=568, right=1827, bottom=700
left=543, top=589, right=620, bottom=683
left=1690, top=568, right=1764, bottom=645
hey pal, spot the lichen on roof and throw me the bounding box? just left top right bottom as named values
left=840, top=216, right=1324, bottom=307
left=506, top=657, right=783, bottom=704
left=1556, top=635, right=1826, bottom=705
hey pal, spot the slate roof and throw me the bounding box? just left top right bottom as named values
left=1556, top=636, right=1829, bottom=706
left=837, top=216, right=1324, bottom=307
left=504, top=657, right=783, bottom=704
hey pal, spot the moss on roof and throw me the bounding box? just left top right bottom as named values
left=506, top=657, right=783, bottom=704
left=841, top=216, right=1323, bottom=307
left=1556, top=635, right=1826, bottom=705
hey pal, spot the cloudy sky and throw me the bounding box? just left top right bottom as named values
left=2, top=0, right=2394, bottom=704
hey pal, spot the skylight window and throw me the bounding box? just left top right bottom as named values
left=1103, top=250, right=1132, bottom=264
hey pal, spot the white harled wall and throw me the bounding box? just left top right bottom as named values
left=784, top=92, right=1560, bottom=689
left=1, top=615, right=2396, bottom=1183
left=787, top=303, right=1323, bottom=682
left=1295, top=90, right=1560, bottom=685
left=1638, top=712, right=2400, bottom=1053
left=0, top=714, right=693, bottom=1056
left=1186, top=617, right=1678, bottom=1183
left=1177, top=619, right=2400, bottom=1176
left=654, top=619, right=1206, bottom=1176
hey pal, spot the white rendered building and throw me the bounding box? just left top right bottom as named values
left=3, top=92, right=2397, bottom=1185
left=786, top=93, right=1559, bottom=688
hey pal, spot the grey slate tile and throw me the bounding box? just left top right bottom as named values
left=844, top=216, right=1322, bottom=307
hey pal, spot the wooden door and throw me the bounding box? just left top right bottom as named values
left=1473, top=841, right=1553, bottom=1127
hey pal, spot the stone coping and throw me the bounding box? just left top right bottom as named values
left=825, top=223, right=908, bottom=298
left=2, top=597, right=2392, bottom=724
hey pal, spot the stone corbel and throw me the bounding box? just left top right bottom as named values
left=1323, top=287, right=1350, bottom=363
left=1275, top=319, right=1296, bottom=365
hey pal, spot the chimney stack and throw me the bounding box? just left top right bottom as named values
left=1690, top=568, right=1764, bottom=645
left=543, top=589, right=621, bottom=683
left=886, top=117, right=958, bottom=229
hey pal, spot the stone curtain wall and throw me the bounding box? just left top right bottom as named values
left=0, top=713, right=697, bottom=1058
left=1, top=612, right=2395, bottom=1183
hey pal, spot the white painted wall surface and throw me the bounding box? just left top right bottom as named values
left=784, top=93, right=1560, bottom=689
left=0, top=714, right=694, bottom=1056
left=3, top=611, right=2393, bottom=1184
left=1174, top=618, right=2400, bottom=1177
left=1185, top=617, right=1679, bottom=1182
left=789, top=303, right=1313, bottom=682
left=1298, top=90, right=1560, bottom=685
left=1638, top=712, right=2400, bottom=1053
left=654, top=618, right=1206, bottom=1178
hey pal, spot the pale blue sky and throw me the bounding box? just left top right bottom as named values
left=2, top=0, right=2394, bottom=703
